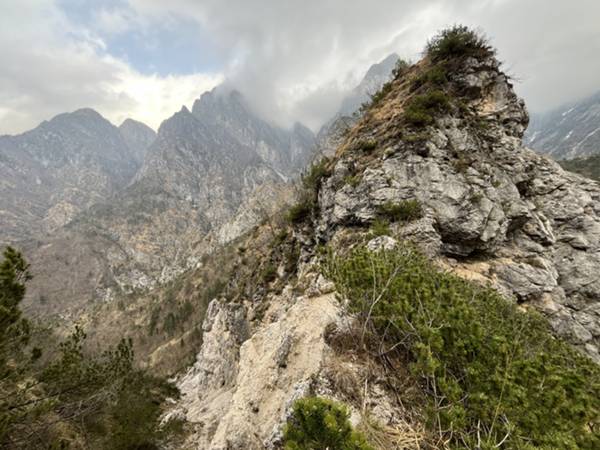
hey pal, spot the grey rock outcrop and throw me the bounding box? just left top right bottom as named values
left=317, top=56, right=600, bottom=362
left=174, top=289, right=343, bottom=449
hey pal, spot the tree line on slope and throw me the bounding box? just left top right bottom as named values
left=0, top=246, right=183, bottom=449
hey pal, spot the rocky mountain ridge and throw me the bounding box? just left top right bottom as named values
left=168, top=40, right=600, bottom=449
left=316, top=54, right=399, bottom=159
left=192, top=88, right=315, bottom=178
left=0, top=108, right=153, bottom=243
left=22, top=89, right=312, bottom=322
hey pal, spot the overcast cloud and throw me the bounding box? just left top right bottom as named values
left=1, top=0, right=599, bottom=134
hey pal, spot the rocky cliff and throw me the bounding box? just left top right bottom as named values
left=192, top=88, right=315, bottom=178
left=169, top=36, right=600, bottom=449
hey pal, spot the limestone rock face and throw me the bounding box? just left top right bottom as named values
left=317, top=56, right=600, bottom=361
left=166, top=53, right=600, bottom=449
left=174, top=289, right=343, bottom=449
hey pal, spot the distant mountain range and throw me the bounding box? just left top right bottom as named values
left=0, top=109, right=155, bottom=243
left=0, top=55, right=398, bottom=324
left=20, top=90, right=312, bottom=318
left=526, top=91, right=600, bottom=159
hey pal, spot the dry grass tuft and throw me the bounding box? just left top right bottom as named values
left=357, top=414, right=426, bottom=450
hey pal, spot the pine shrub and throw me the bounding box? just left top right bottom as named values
left=287, top=159, right=331, bottom=225
left=425, top=25, right=495, bottom=62
left=283, top=397, right=373, bottom=450
left=404, top=90, right=451, bottom=127
left=324, top=245, right=600, bottom=448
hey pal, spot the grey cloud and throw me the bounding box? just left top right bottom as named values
left=2, top=0, right=599, bottom=134
left=0, top=1, right=138, bottom=134
left=131, top=0, right=600, bottom=124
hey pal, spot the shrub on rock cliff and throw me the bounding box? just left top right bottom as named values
left=377, top=199, right=423, bottom=222
left=283, top=397, right=373, bottom=450
left=425, top=25, right=494, bottom=61
left=287, top=159, right=331, bottom=224
left=324, top=245, right=600, bottom=449
left=404, top=90, right=451, bottom=127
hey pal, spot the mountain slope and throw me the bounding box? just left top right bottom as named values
left=526, top=91, right=600, bottom=159
left=0, top=109, right=143, bottom=243
left=338, top=52, right=400, bottom=116
left=23, top=96, right=302, bottom=320
left=560, top=154, right=600, bottom=181
left=192, top=88, right=315, bottom=177
left=168, top=31, right=600, bottom=449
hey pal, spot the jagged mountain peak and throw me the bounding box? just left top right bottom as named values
left=189, top=84, right=315, bottom=176
left=363, top=52, right=400, bottom=81
left=119, top=118, right=156, bottom=165
left=119, top=117, right=154, bottom=132
left=0, top=107, right=142, bottom=243
left=315, top=53, right=400, bottom=158
left=338, top=53, right=400, bottom=116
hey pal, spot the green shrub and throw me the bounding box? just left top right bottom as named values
left=425, top=25, right=495, bottom=62
left=287, top=159, right=331, bottom=225
left=344, top=174, right=362, bottom=188
left=357, top=139, right=377, bottom=153
left=369, top=218, right=391, bottom=237
left=404, top=90, right=450, bottom=127
left=261, top=262, right=278, bottom=283
left=283, top=397, right=373, bottom=450
left=302, top=159, right=331, bottom=193
left=377, top=199, right=422, bottom=222
left=324, top=245, right=600, bottom=449
left=286, top=196, right=315, bottom=224
left=411, top=65, right=448, bottom=91
left=391, top=58, right=411, bottom=79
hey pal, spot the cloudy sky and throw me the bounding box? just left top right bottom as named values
left=1, top=0, right=599, bottom=135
